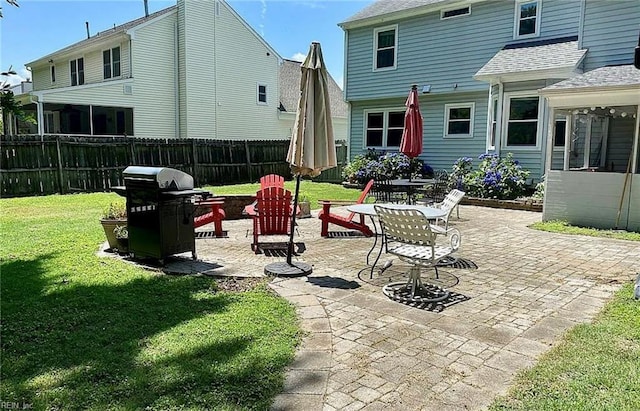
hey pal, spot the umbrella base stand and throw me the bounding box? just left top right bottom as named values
left=264, top=261, right=312, bottom=277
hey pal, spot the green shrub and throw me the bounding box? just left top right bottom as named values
left=451, top=153, right=529, bottom=199
left=342, top=149, right=425, bottom=183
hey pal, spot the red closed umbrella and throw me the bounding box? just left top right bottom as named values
left=400, top=85, right=423, bottom=159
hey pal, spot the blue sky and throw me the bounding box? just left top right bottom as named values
left=1, top=0, right=373, bottom=88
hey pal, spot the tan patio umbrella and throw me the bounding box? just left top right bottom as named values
left=265, top=41, right=337, bottom=277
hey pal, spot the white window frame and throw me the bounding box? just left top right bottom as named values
left=443, top=103, right=475, bottom=139
left=440, top=5, right=471, bottom=20
left=502, top=91, right=543, bottom=150
left=487, top=96, right=498, bottom=150
left=257, top=83, right=267, bottom=105
left=69, top=57, right=85, bottom=86
left=372, top=25, right=398, bottom=72
left=552, top=114, right=569, bottom=150
left=363, top=108, right=405, bottom=149
left=103, top=46, right=121, bottom=80
left=513, top=0, right=541, bottom=40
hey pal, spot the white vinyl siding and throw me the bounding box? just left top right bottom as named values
left=444, top=103, right=474, bottom=138
left=373, top=25, right=397, bottom=71
left=130, top=9, right=177, bottom=138
left=363, top=108, right=405, bottom=148
left=514, top=0, right=541, bottom=39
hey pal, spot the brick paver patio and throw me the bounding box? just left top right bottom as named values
left=185, top=205, right=639, bottom=411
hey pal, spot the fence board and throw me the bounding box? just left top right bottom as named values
left=0, top=135, right=347, bottom=197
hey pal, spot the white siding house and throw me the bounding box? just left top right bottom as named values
left=19, top=0, right=347, bottom=142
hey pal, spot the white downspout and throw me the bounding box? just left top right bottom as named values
left=495, top=81, right=504, bottom=156
left=174, top=21, right=180, bottom=138
left=485, top=81, right=493, bottom=152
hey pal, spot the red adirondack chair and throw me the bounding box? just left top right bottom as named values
left=260, top=174, right=285, bottom=190
left=193, top=197, right=226, bottom=237
left=318, top=179, right=375, bottom=237
left=251, top=186, right=293, bottom=253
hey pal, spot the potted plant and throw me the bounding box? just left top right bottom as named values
left=297, top=193, right=312, bottom=218
left=100, top=201, right=127, bottom=251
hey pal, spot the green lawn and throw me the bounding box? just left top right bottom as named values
left=206, top=180, right=366, bottom=210
left=530, top=220, right=640, bottom=241
left=490, top=282, right=640, bottom=411
left=0, top=193, right=300, bottom=410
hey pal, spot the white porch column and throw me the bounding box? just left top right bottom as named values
left=544, top=106, right=555, bottom=175
left=633, top=106, right=640, bottom=173
left=36, top=100, right=44, bottom=136
left=495, top=82, right=504, bottom=156
left=564, top=114, right=572, bottom=170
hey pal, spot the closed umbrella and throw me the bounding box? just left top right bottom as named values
left=400, top=84, right=423, bottom=162
left=265, top=41, right=337, bottom=277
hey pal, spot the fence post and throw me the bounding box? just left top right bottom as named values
left=130, top=139, right=135, bottom=165
left=192, top=138, right=198, bottom=187
left=244, top=140, right=253, bottom=182
left=55, top=135, right=65, bottom=194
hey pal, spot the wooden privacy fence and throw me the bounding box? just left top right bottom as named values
left=0, top=135, right=348, bottom=197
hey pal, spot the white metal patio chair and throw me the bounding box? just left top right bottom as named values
left=374, top=205, right=461, bottom=304
left=429, top=189, right=465, bottom=235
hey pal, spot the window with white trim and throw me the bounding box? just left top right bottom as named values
left=257, top=84, right=267, bottom=104
left=444, top=103, right=474, bottom=138
left=488, top=97, right=498, bottom=149
left=373, top=25, right=397, bottom=71
left=441, top=6, right=470, bottom=19
left=365, top=109, right=404, bottom=148
left=70, top=57, right=84, bottom=86
left=504, top=95, right=540, bottom=147
left=103, top=46, right=121, bottom=79
left=553, top=115, right=568, bottom=148
left=514, top=0, right=540, bottom=39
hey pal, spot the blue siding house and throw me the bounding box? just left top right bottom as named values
left=339, top=0, right=639, bottom=186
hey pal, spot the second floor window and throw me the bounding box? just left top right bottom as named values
left=515, top=0, right=540, bottom=38
left=257, top=84, right=267, bottom=104
left=50, top=66, right=56, bottom=84
left=103, top=47, right=121, bottom=79
left=373, top=25, right=397, bottom=70
left=70, top=58, right=84, bottom=86
left=505, top=95, right=539, bottom=147
left=365, top=109, right=404, bottom=148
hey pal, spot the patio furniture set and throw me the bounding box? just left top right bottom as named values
left=194, top=174, right=466, bottom=306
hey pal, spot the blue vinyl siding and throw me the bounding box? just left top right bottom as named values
left=345, top=0, right=580, bottom=101
left=350, top=92, right=489, bottom=172
left=581, top=0, right=640, bottom=71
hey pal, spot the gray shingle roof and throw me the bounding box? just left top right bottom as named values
left=279, top=59, right=348, bottom=118
left=541, top=65, right=640, bottom=91
left=28, top=6, right=176, bottom=66
left=474, top=40, right=587, bottom=79
left=341, top=0, right=450, bottom=25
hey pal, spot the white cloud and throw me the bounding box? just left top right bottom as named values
left=291, top=52, right=306, bottom=62
left=259, top=0, right=267, bottom=36
left=294, top=1, right=325, bottom=9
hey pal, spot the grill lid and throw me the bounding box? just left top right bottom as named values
left=123, top=166, right=194, bottom=190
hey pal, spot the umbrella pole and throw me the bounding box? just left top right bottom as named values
left=287, top=174, right=301, bottom=265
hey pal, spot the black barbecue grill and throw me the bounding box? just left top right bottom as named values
left=119, top=166, right=207, bottom=264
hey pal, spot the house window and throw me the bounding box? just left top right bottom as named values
left=70, top=58, right=84, bottom=86
left=444, top=103, right=474, bottom=138
left=505, top=95, right=540, bottom=147
left=257, top=84, right=267, bottom=104
left=365, top=109, right=404, bottom=148
left=50, top=66, right=56, bottom=84
left=373, top=25, right=397, bottom=71
left=488, top=97, right=498, bottom=149
left=441, top=6, right=470, bottom=19
left=554, top=115, right=568, bottom=148
left=514, top=0, right=540, bottom=39
left=103, top=46, right=121, bottom=79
